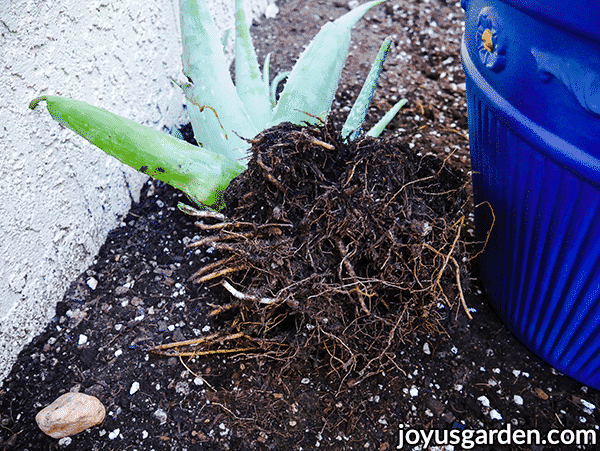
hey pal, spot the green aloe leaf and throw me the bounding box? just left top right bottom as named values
left=180, top=0, right=256, bottom=162
left=220, top=28, right=230, bottom=51
left=29, top=95, right=245, bottom=210
left=366, top=98, right=407, bottom=137
left=342, top=37, right=392, bottom=141
left=271, top=0, right=387, bottom=126
left=170, top=77, right=250, bottom=162
left=234, top=0, right=273, bottom=129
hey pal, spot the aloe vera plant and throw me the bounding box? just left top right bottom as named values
left=30, top=0, right=406, bottom=210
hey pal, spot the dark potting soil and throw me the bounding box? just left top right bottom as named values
left=2, top=1, right=599, bottom=450
left=1, top=124, right=598, bottom=450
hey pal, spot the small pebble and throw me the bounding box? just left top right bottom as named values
left=36, top=393, right=106, bottom=439
left=534, top=388, right=549, bottom=400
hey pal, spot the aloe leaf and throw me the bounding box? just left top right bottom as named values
left=271, top=0, right=386, bottom=126
left=171, top=77, right=251, bottom=162
left=263, top=53, right=271, bottom=86
left=234, top=0, right=273, bottom=129
left=170, top=126, right=185, bottom=141
left=180, top=0, right=257, bottom=161
left=366, top=98, right=407, bottom=138
left=342, top=37, right=392, bottom=141
left=30, top=95, right=245, bottom=210
left=220, top=28, right=230, bottom=51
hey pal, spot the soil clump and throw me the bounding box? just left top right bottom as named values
left=158, top=120, right=471, bottom=381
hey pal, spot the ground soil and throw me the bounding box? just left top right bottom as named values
left=2, top=1, right=599, bottom=450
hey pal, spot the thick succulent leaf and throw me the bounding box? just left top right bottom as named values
left=366, top=98, right=408, bottom=137
left=271, top=0, right=386, bottom=126
left=220, top=28, right=230, bottom=51
left=342, top=37, right=392, bottom=141
left=235, top=0, right=273, bottom=129
left=180, top=0, right=256, bottom=161
left=30, top=95, right=245, bottom=210
left=171, top=77, right=251, bottom=162
left=263, top=53, right=272, bottom=106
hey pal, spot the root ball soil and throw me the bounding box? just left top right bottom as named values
left=157, top=120, right=471, bottom=380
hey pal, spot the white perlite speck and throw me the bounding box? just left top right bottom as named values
left=581, top=399, right=596, bottom=411
left=478, top=396, right=490, bottom=407
left=153, top=408, right=167, bottom=424
left=87, top=277, right=98, bottom=290
left=490, top=410, right=502, bottom=421
left=423, top=343, right=431, bottom=355
left=78, top=334, right=88, bottom=346
left=58, top=437, right=72, bottom=446
left=410, top=387, right=419, bottom=397
left=130, top=382, right=140, bottom=395
left=108, top=428, right=120, bottom=440
left=514, top=395, right=523, bottom=405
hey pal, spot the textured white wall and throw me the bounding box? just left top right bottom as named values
left=0, top=0, right=275, bottom=384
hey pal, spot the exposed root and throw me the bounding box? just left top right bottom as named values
left=149, top=331, right=286, bottom=358
left=222, top=280, right=276, bottom=305
left=335, top=238, right=370, bottom=315
left=193, top=266, right=247, bottom=284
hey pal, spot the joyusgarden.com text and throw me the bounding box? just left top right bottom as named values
left=397, top=424, right=597, bottom=449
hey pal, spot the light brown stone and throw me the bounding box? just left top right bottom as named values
left=36, top=393, right=106, bottom=439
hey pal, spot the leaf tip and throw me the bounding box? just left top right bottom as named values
left=29, top=96, right=48, bottom=110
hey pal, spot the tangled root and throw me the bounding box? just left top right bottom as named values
left=152, top=121, right=472, bottom=378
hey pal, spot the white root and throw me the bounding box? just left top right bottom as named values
left=222, top=280, right=276, bottom=305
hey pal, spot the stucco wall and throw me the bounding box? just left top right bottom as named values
left=0, top=0, right=276, bottom=384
